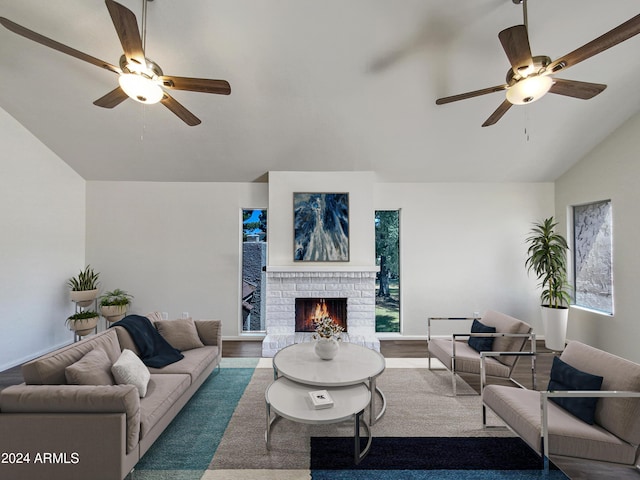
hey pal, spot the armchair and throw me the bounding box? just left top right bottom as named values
left=483, top=341, right=640, bottom=474
left=427, top=310, right=535, bottom=395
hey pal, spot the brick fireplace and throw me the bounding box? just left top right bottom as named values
left=262, top=266, right=380, bottom=357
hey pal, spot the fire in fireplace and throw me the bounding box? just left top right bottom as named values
left=295, top=298, right=348, bottom=333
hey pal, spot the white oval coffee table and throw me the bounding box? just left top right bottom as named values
left=272, top=342, right=386, bottom=425
left=265, top=377, right=372, bottom=464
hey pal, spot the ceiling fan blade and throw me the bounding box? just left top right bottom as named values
left=436, top=84, right=508, bottom=105
left=93, top=87, right=129, bottom=108
left=481, top=100, right=513, bottom=127
left=499, top=25, right=534, bottom=74
left=549, top=78, right=607, bottom=99
left=105, top=0, right=145, bottom=66
left=160, top=92, right=201, bottom=126
left=159, top=76, right=231, bottom=95
left=548, top=13, right=640, bottom=73
left=0, top=17, right=120, bottom=74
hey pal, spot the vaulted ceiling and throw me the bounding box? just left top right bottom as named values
left=1, top=0, right=638, bottom=182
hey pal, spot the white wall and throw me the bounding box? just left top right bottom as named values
left=0, top=108, right=86, bottom=371
left=86, top=181, right=268, bottom=339
left=267, top=171, right=375, bottom=266
left=555, top=111, right=640, bottom=362
left=84, top=178, right=552, bottom=341
left=375, top=182, right=555, bottom=337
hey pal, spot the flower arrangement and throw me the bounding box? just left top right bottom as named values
left=311, top=316, right=344, bottom=341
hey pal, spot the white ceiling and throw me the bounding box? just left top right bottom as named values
left=0, top=0, right=638, bottom=183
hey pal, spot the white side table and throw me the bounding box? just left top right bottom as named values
left=265, top=377, right=372, bottom=464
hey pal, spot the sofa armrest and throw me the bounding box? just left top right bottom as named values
left=194, top=319, right=222, bottom=348
left=0, top=384, right=140, bottom=454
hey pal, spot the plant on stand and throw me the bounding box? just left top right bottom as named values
left=68, top=265, right=100, bottom=307
left=99, top=289, right=134, bottom=323
left=312, top=316, right=344, bottom=360
left=66, top=310, right=100, bottom=337
left=525, top=216, right=571, bottom=351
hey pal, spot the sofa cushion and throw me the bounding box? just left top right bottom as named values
left=65, top=348, right=115, bottom=386
left=155, top=318, right=205, bottom=351
left=547, top=356, right=603, bottom=424
left=139, top=373, right=191, bottom=439
left=560, top=341, right=640, bottom=446
left=112, top=349, right=151, bottom=398
left=483, top=384, right=637, bottom=464
left=148, top=345, right=220, bottom=382
left=468, top=319, right=496, bottom=353
left=22, top=329, right=122, bottom=385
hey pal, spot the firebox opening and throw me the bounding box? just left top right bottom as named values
left=295, top=298, right=347, bottom=333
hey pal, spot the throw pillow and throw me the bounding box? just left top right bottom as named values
left=468, top=319, right=496, bottom=353
left=547, top=356, right=604, bottom=425
left=65, top=348, right=115, bottom=385
left=155, top=318, right=205, bottom=351
left=111, top=349, right=151, bottom=398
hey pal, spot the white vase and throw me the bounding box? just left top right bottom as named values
left=541, top=306, right=569, bottom=351
left=314, top=337, right=340, bottom=360
left=70, top=289, right=98, bottom=308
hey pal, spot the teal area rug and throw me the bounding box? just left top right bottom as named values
left=130, top=358, right=257, bottom=479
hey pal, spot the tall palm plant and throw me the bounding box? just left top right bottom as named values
left=525, top=217, right=571, bottom=309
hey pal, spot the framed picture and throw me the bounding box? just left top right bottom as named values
left=293, top=193, right=349, bottom=262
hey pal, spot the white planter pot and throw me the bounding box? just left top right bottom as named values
left=100, top=305, right=128, bottom=323
left=70, top=289, right=98, bottom=308
left=69, top=316, right=99, bottom=336
left=541, top=306, right=569, bottom=351
left=314, top=337, right=340, bottom=360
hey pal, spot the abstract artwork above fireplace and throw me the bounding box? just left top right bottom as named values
left=293, top=193, right=349, bottom=262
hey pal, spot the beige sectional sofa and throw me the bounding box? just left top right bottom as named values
left=0, top=318, right=222, bottom=480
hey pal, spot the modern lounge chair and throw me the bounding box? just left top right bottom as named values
left=427, top=310, right=536, bottom=395
left=483, top=341, right=640, bottom=473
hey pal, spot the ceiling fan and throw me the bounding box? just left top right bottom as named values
left=436, top=0, right=640, bottom=127
left=0, top=0, right=231, bottom=126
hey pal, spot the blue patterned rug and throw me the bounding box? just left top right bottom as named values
left=310, top=436, right=567, bottom=479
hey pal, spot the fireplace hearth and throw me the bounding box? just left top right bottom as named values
left=295, top=298, right=348, bottom=332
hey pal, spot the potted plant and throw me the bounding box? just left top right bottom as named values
left=68, top=265, right=100, bottom=307
left=99, top=289, right=133, bottom=323
left=525, top=217, right=571, bottom=351
left=66, top=310, right=99, bottom=336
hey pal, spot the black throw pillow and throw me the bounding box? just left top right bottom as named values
left=547, top=356, right=604, bottom=425
left=468, top=319, right=496, bottom=353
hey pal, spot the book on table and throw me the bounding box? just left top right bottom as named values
left=308, top=389, right=334, bottom=409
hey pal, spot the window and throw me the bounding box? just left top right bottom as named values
left=241, top=209, right=267, bottom=332
left=572, top=200, right=613, bottom=314
left=375, top=210, right=400, bottom=333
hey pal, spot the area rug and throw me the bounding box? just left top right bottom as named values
left=131, top=358, right=567, bottom=480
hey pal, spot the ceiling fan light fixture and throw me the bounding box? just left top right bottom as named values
left=118, top=73, right=163, bottom=104
left=506, top=75, right=553, bottom=105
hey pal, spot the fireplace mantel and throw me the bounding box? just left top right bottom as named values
left=266, top=265, right=379, bottom=273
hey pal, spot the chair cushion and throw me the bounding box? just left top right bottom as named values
left=468, top=319, right=496, bottom=352
left=428, top=338, right=510, bottom=378
left=484, top=384, right=637, bottom=464
left=65, top=348, right=115, bottom=386
left=547, top=356, right=603, bottom=424
left=481, top=310, right=531, bottom=367
left=155, top=318, right=205, bottom=351
left=112, top=349, right=151, bottom=398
